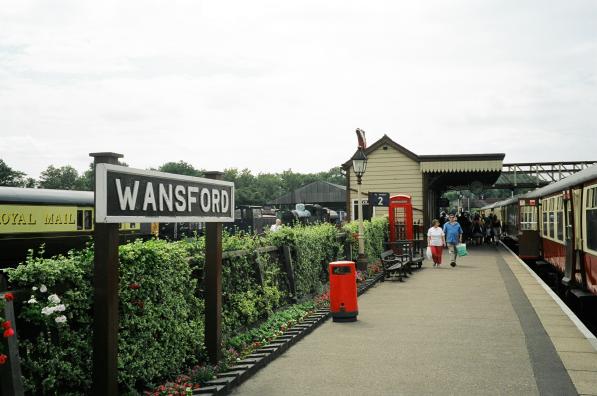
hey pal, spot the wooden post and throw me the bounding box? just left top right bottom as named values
left=281, top=245, right=297, bottom=301
left=204, top=171, right=223, bottom=365
left=90, top=152, right=123, bottom=396
left=0, top=295, right=24, bottom=396
left=344, top=238, right=352, bottom=261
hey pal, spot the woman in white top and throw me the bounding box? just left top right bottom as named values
left=427, top=219, right=446, bottom=267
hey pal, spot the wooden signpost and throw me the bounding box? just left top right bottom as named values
left=91, top=153, right=234, bottom=395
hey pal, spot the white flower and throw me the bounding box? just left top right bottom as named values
left=48, top=294, right=60, bottom=304
left=55, top=304, right=66, bottom=312
left=28, top=297, right=37, bottom=304
left=41, top=306, right=56, bottom=315
left=40, top=285, right=47, bottom=293
left=32, top=286, right=38, bottom=291
left=55, top=315, right=67, bottom=324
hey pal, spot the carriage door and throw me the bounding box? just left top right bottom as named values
left=389, top=195, right=413, bottom=243
left=519, top=198, right=540, bottom=259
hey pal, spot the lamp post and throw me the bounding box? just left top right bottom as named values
left=352, top=147, right=368, bottom=271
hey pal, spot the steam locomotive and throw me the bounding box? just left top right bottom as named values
left=278, top=203, right=339, bottom=226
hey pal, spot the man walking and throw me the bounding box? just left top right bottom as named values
left=443, top=213, right=463, bottom=267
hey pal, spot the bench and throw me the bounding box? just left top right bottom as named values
left=380, top=249, right=409, bottom=281
left=409, top=240, right=425, bottom=269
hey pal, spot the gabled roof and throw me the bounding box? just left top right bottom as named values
left=270, top=180, right=346, bottom=205
left=341, top=134, right=505, bottom=173
left=341, top=134, right=418, bottom=168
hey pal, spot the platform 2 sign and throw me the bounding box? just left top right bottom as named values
left=95, top=164, right=235, bottom=223
left=368, top=192, right=390, bottom=207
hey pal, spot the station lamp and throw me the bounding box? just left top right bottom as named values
left=351, top=147, right=368, bottom=271
left=352, top=148, right=368, bottom=185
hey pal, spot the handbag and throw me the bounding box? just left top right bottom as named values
left=425, top=246, right=432, bottom=260
left=456, top=243, right=468, bottom=257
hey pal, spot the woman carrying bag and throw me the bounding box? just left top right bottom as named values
left=427, top=219, right=446, bottom=267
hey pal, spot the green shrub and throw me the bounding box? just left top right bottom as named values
left=8, top=240, right=204, bottom=394
left=344, top=216, right=388, bottom=261
left=265, top=223, right=342, bottom=298
left=6, top=220, right=381, bottom=394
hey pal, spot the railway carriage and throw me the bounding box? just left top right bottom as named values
left=488, top=165, right=597, bottom=296
left=0, top=186, right=153, bottom=268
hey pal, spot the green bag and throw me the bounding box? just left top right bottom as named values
left=456, top=243, right=468, bottom=257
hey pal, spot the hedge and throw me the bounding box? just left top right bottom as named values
left=6, top=217, right=387, bottom=394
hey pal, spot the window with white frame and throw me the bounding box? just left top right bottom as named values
left=520, top=205, right=537, bottom=231
left=585, top=186, right=597, bottom=253
left=556, top=196, right=564, bottom=241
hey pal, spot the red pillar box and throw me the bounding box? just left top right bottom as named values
left=329, top=261, right=358, bottom=322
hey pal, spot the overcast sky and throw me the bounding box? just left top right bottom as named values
left=1, top=1, right=596, bottom=179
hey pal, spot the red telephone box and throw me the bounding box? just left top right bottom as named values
left=389, top=194, right=413, bottom=242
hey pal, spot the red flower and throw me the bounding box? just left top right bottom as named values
left=3, top=293, right=14, bottom=301
left=1, top=321, right=11, bottom=330
left=0, top=354, right=7, bottom=365
left=129, top=283, right=141, bottom=290
left=3, top=328, right=14, bottom=338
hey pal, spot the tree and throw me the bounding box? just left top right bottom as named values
left=77, top=161, right=129, bottom=191
left=0, top=159, right=27, bottom=186
left=157, top=161, right=203, bottom=177
left=24, top=177, right=37, bottom=188
left=316, top=167, right=345, bottom=186
left=38, top=165, right=81, bottom=190
left=77, top=164, right=94, bottom=191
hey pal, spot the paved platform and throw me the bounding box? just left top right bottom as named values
left=231, top=245, right=597, bottom=396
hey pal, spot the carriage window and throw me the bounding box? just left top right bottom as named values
left=542, top=212, right=548, bottom=237
left=84, top=210, right=93, bottom=230
left=77, top=210, right=83, bottom=230
left=566, top=201, right=572, bottom=240
left=556, top=212, right=564, bottom=241
left=556, top=197, right=564, bottom=241
left=587, top=187, right=597, bottom=251
left=549, top=211, right=555, bottom=238
left=521, top=206, right=537, bottom=231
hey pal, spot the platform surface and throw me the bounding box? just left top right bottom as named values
left=231, top=245, right=597, bottom=396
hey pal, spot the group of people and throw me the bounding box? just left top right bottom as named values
left=427, top=213, right=462, bottom=268
left=439, top=211, right=501, bottom=246
left=427, top=211, right=502, bottom=268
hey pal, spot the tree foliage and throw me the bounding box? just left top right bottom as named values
left=223, top=167, right=345, bottom=206
left=38, top=165, right=84, bottom=190
left=157, top=161, right=203, bottom=177
left=0, top=159, right=27, bottom=186
left=5, top=158, right=345, bottom=206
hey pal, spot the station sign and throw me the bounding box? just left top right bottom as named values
left=95, top=164, right=235, bottom=223
left=369, top=192, right=390, bottom=207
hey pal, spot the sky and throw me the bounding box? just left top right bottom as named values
left=1, top=0, right=596, bottom=179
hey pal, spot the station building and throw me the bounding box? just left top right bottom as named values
left=341, top=134, right=505, bottom=228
